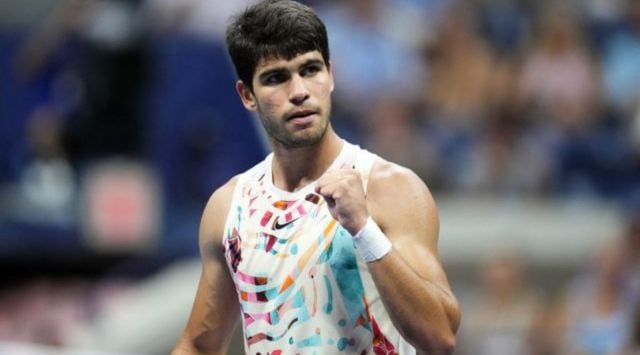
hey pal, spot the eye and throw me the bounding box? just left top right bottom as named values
left=301, top=64, right=321, bottom=77
left=262, top=72, right=288, bottom=85
left=260, top=71, right=289, bottom=86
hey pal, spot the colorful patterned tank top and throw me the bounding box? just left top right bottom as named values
left=222, top=141, right=415, bottom=354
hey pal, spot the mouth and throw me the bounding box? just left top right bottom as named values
left=286, top=110, right=318, bottom=123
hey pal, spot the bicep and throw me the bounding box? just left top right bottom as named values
left=177, top=178, right=241, bottom=353
left=369, top=163, right=453, bottom=292
left=390, top=230, right=453, bottom=294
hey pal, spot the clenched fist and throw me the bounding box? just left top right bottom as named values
left=315, top=168, right=369, bottom=236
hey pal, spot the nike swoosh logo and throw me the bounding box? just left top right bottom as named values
left=273, top=216, right=301, bottom=230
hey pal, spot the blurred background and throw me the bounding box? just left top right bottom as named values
left=0, top=0, right=639, bottom=354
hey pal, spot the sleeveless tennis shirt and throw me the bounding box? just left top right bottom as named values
left=222, top=140, right=415, bottom=354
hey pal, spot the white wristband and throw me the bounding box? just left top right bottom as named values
left=352, top=217, right=392, bottom=262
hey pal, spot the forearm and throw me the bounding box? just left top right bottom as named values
left=368, top=250, right=460, bottom=354
left=172, top=335, right=226, bottom=355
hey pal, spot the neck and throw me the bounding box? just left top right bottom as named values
left=270, top=126, right=343, bottom=192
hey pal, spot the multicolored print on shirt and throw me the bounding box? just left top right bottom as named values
left=222, top=142, right=413, bottom=355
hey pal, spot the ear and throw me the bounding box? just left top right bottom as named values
left=236, top=80, right=257, bottom=111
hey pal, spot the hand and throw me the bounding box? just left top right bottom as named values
left=315, top=168, right=369, bottom=236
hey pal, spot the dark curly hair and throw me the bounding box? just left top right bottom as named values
left=225, top=0, right=330, bottom=92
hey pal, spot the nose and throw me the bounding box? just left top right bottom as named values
left=289, top=74, right=309, bottom=105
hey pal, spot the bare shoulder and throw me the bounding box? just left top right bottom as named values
left=199, top=175, right=241, bottom=253
left=367, top=158, right=431, bottom=194
left=366, top=158, right=439, bottom=245
left=367, top=158, right=437, bottom=212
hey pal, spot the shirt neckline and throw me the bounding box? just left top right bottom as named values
left=264, top=140, right=349, bottom=200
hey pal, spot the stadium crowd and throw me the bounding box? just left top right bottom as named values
left=0, top=0, right=639, bottom=353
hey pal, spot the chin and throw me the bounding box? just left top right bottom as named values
left=284, top=130, right=326, bottom=148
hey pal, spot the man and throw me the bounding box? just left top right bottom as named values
left=172, top=1, right=460, bottom=354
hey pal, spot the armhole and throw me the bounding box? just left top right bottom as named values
left=220, top=173, right=246, bottom=249
left=354, top=148, right=379, bottom=194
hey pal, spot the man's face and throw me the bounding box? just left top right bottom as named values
left=237, top=51, right=334, bottom=148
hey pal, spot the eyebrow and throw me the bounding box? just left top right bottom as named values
left=258, top=67, right=287, bottom=82
left=257, top=59, right=325, bottom=81
left=301, top=59, right=325, bottom=69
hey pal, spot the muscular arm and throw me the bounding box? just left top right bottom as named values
left=366, top=161, right=460, bottom=354
left=172, top=178, right=240, bottom=355
left=316, top=160, right=460, bottom=354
